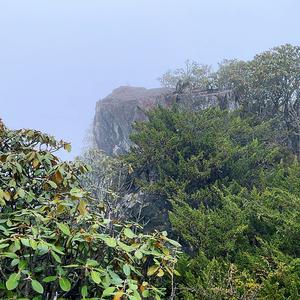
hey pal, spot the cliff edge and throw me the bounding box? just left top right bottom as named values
left=93, top=86, right=237, bottom=155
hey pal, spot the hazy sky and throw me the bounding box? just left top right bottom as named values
left=1, top=0, right=299, bottom=159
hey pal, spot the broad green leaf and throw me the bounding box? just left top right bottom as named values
left=59, top=277, right=71, bottom=292
left=134, top=250, right=143, bottom=259
left=29, top=239, right=37, bottom=250
left=133, top=290, right=142, bottom=300
left=48, top=180, right=57, bottom=189
left=142, top=290, right=150, bottom=297
left=102, top=286, right=115, bottom=297
left=6, top=273, right=20, bottom=290
left=124, top=228, right=136, bottom=239
left=11, top=258, right=19, bottom=267
left=17, top=188, right=25, bottom=198
left=104, top=237, right=117, bottom=248
left=31, top=280, right=44, bottom=294
left=20, top=238, right=30, bottom=247
left=91, top=271, right=101, bottom=284
left=81, top=285, right=88, bottom=298
left=86, top=259, right=98, bottom=267
left=117, top=240, right=134, bottom=252
left=70, top=187, right=84, bottom=198
left=57, top=223, right=70, bottom=235
left=123, top=264, right=131, bottom=276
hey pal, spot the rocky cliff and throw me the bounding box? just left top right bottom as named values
left=93, top=86, right=237, bottom=155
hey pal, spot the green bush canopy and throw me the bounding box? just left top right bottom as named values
left=126, top=107, right=300, bottom=299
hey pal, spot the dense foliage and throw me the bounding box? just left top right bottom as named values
left=0, top=122, right=179, bottom=299
left=126, top=107, right=300, bottom=299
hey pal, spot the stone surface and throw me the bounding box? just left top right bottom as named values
left=93, top=86, right=237, bottom=155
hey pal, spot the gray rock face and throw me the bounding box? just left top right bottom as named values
left=93, top=86, right=237, bottom=155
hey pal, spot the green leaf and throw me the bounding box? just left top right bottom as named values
left=0, top=243, right=9, bottom=249
left=86, top=259, right=98, bottom=267
left=117, top=240, right=134, bottom=252
left=6, top=273, right=20, bottom=290
left=70, top=187, right=84, bottom=198
left=102, top=286, right=115, bottom=297
left=57, top=222, right=70, bottom=235
left=91, top=271, right=101, bottom=284
left=17, top=188, right=25, bottom=198
left=166, top=238, right=181, bottom=247
left=51, top=251, right=62, bottom=264
left=142, top=290, right=150, bottom=297
left=124, top=228, right=136, bottom=239
left=11, top=258, right=19, bottom=267
left=20, top=238, right=30, bottom=247
left=104, top=237, right=117, bottom=248
left=81, top=285, right=88, bottom=298
left=134, top=250, right=143, bottom=259
left=43, top=276, right=57, bottom=283
left=2, top=252, right=18, bottom=259
left=48, top=180, right=57, bottom=189
left=59, top=277, right=71, bottom=292
left=31, top=280, right=44, bottom=294
left=123, top=264, right=131, bottom=276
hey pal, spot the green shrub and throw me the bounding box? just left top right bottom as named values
left=0, top=122, right=179, bottom=299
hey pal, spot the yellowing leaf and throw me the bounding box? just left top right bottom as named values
left=113, top=290, right=124, bottom=300
left=64, top=143, right=72, bottom=153
left=157, top=269, right=164, bottom=277
left=32, top=158, right=40, bottom=168
left=3, top=191, right=11, bottom=201
left=147, top=265, right=159, bottom=276
left=78, top=200, right=87, bottom=215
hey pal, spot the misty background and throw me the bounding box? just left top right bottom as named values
left=1, top=0, right=299, bottom=159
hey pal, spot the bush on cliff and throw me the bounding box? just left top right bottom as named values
left=126, top=107, right=300, bottom=298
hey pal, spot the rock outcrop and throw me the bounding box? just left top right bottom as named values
left=93, top=86, right=237, bottom=155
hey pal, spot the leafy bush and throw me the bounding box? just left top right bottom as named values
left=0, top=122, right=179, bottom=299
